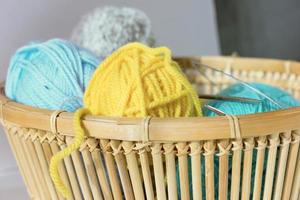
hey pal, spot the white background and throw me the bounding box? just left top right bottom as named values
left=0, top=1, right=219, bottom=199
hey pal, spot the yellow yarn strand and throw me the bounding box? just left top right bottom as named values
left=49, top=108, right=90, bottom=198
left=50, top=42, right=202, bottom=197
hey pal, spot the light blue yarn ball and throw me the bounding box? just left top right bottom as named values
left=204, top=82, right=300, bottom=116
left=5, top=39, right=101, bottom=112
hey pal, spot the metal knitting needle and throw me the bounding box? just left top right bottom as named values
left=204, top=105, right=226, bottom=116
left=199, top=94, right=261, bottom=103
left=191, top=60, right=284, bottom=109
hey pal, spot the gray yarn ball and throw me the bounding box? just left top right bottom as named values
left=71, top=6, right=156, bottom=59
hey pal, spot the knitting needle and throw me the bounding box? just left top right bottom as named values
left=203, top=105, right=226, bottom=116
left=191, top=61, right=284, bottom=109
left=199, top=94, right=261, bottom=103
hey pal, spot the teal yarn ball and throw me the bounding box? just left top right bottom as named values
left=204, top=82, right=300, bottom=116
left=177, top=83, right=299, bottom=199
left=5, top=39, right=101, bottom=112
left=203, top=83, right=299, bottom=198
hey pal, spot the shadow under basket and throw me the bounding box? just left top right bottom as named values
left=1, top=56, right=300, bottom=200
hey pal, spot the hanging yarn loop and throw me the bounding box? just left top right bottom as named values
left=71, top=6, right=156, bottom=59
left=5, top=39, right=100, bottom=112
left=49, top=108, right=90, bottom=198
left=50, top=42, right=202, bottom=197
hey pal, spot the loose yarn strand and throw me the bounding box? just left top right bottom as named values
left=49, top=108, right=90, bottom=198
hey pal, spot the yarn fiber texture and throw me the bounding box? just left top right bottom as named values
left=50, top=42, right=202, bottom=197
left=5, top=39, right=100, bottom=112
left=71, top=6, right=156, bottom=59
left=204, top=82, right=300, bottom=116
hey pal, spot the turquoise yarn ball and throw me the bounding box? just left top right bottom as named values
left=204, top=82, right=299, bottom=116
left=177, top=83, right=299, bottom=199
left=5, top=39, right=100, bottom=112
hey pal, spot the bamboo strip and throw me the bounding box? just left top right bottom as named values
left=290, top=150, right=300, bottom=200
left=26, top=137, right=52, bottom=199
left=252, top=136, right=267, bottom=200
left=180, top=56, right=300, bottom=74
left=65, top=137, right=93, bottom=200
left=81, top=148, right=103, bottom=200
left=138, top=143, right=155, bottom=200
left=163, top=143, right=178, bottom=200
left=273, top=132, right=291, bottom=200
left=241, top=138, right=254, bottom=200
left=151, top=143, right=167, bottom=200
left=34, top=139, right=59, bottom=200
left=100, top=139, right=123, bottom=200
left=19, top=131, right=45, bottom=199
left=59, top=143, right=82, bottom=200
left=204, top=141, right=215, bottom=200
left=41, top=141, right=66, bottom=200
left=123, top=141, right=145, bottom=200
left=263, top=133, right=279, bottom=200
left=91, top=148, right=113, bottom=200
left=190, top=142, right=202, bottom=200
left=206, top=69, right=213, bottom=94
left=3, top=98, right=300, bottom=141
left=110, top=140, right=134, bottom=199
left=284, top=131, right=300, bottom=199
left=14, top=132, right=40, bottom=199
left=5, top=130, right=28, bottom=185
left=217, top=140, right=230, bottom=200
left=110, top=140, right=134, bottom=200
left=176, top=142, right=190, bottom=200
left=1, top=65, right=300, bottom=142
left=42, top=142, right=53, bottom=165
left=6, top=128, right=34, bottom=198
left=230, top=140, right=243, bottom=200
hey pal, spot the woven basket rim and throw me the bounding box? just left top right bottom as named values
left=1, top=56, right=300, bottom=141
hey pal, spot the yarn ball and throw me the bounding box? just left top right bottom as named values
left=84, top=42, right=202, bottom=117
left=204, top=82, right=300, bottom=116
left=50, top=42, right=202, bottom=197
left=5, top=39, right=100, bottom=112
left=71, top=6, right=156, bottom=59
left=177, top=82, right=299, bottom=199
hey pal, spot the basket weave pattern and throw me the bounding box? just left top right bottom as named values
left=1, top=56, right=300, bottom=200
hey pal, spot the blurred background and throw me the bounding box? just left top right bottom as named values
left=0, top=1, right=218, bottom=199
left=0, top=0, right=299, bottom=199
left=215, top=0, right=300, bottom=59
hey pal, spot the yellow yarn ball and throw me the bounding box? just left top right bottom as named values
left=50, top=42, right=202, bottom=198
left=84, top=42, right=202, bottom=117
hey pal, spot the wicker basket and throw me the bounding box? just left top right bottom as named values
left=1, top=56, right=300, bottom=200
